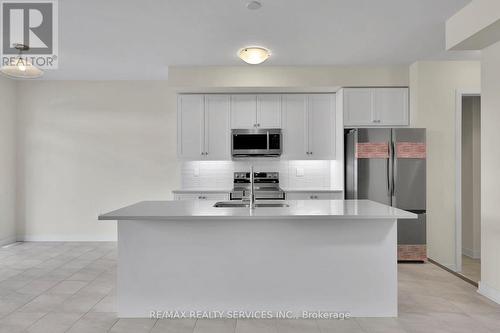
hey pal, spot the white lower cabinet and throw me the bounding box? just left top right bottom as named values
left=285, top=192, right=344, bottom=200
left=174, top=193, right=229, bottom=201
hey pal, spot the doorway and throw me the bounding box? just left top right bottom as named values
left=456, top=92, right=481, bottom=284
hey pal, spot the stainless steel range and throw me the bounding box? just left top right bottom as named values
left=230, top=172, right=285, bottom=200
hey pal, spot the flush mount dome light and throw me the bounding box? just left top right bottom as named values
left=246, top=0, right=262, bottom=10
left=238, top=46, right=270, bottom=65
left=0, top=44, right=43, bottom=79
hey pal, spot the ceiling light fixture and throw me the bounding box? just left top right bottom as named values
left=0, top=44, right=44, bottom=79
left=246, top=1, right=262, bottom=10
left=238, top=46, right=270, bottom=65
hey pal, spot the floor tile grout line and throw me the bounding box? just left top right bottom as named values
left=12, top=245, right=116, bottom=333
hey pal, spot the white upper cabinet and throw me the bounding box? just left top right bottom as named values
left=178, top=94, right=230, bottom=160
left=342, top=87, right=409, bottom=127
left=230, top=94, right=282, bottom=129
left=343, top=88, right=373, bottom=125
left=204, top=95, right=230, bottom=160
left=177, top=95, right=204, bottom=159
left=257, top=95, right=282, bottom=128
left=230, top=95, right=256, bottom=129
left=283, top=94, right=336, bottom=160
left=372, top=88, right=408, bottom=125
left=308, top=94, right=336, bottom=159
left=179, top=93, right=336, bottom=161
left=282, top=94, right=308, bottom=159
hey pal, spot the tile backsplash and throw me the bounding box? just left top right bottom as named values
left=181, top=160, right=342, bottom=190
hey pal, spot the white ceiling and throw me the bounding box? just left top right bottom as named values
left=46, top=0, right=477, bottom=80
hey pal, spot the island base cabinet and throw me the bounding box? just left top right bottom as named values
left=116, top=218, right=398, bottom=318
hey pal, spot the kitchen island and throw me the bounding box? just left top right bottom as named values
left=99, top=200, right=416, bottom=318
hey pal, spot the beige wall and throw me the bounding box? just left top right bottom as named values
left=0, top=77, right=17, bottom=245
left=409, top=61, right=481, bottom=268
left=461, top=96, right=481, bottom=259
left=480, top=40, right=500, bottom=300
left=168, top=65, right=409, bottom=89
left=16, top=81, right=179, bottom=241
left=15, top=65, right=408, bottom=240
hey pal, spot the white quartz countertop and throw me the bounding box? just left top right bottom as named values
left=98, top=200, right=417, bottom=221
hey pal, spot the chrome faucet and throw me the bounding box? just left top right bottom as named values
left=249, top=165, right=255, bottom=209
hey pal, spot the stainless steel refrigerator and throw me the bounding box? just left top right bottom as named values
left=345, top=128, right=427, bottom=262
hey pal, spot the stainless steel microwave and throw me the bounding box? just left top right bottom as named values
left=231, top=129, right=282, bottom=157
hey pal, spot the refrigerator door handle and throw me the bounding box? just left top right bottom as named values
left=392, top=141, right=397, bottom=196
left=387, top=141, right=392, bottom=196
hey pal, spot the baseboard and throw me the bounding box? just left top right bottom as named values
left=0, top=236, right=18, bottom=247
left=20, top=234, right=117, bottom=242
left=427, top=257, right=457, bottom=271
left=462, top=247, right=481, bottom=259
left=478, top=282, right=500, bottom=305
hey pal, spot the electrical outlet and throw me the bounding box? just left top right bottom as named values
left=296, top=167, right=304, bottom=177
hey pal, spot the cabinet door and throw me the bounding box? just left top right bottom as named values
left=282, top=95, right=308, bottom=159
left=205, top=95, right=230, bottom=160
left=230, top=95, right=257, bottom=128
left=372, top=88, right=409, bottom=125
left=308, top=94, right=336, bottom=159
left=257, top=95, right=282, bottom=128
left=177, top=95, right=204, bottom=159
left=343, top=88, right=374, bottom=126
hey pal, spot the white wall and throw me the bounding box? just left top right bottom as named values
left=16, top=81, right=180, bottom=241
left=409, top=61, right=481, bottom=268
left=480, top=40, right=500, bottom=302
left=461, top=96, right=481, bottom=259
left=0, top=77, right=17, bottom=245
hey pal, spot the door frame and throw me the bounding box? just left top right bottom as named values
left=455, top=89, right=481, bottom=273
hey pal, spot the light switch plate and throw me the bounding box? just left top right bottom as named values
left=193, top=166, right=200, bottom=177
left=296, top=167, right=304, bottom=177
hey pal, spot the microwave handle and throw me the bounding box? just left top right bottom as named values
left=266, top=131, right=269, bottom=150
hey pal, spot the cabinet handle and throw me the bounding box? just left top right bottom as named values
left=257, top=123, right=260, bottom=127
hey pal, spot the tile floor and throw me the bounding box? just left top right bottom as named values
left=461, top=255, right=481, bottom=283
left=0, top=242, right=499, bottom=332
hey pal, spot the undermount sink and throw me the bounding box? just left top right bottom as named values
left=213, top=201, right=289, bottom=208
